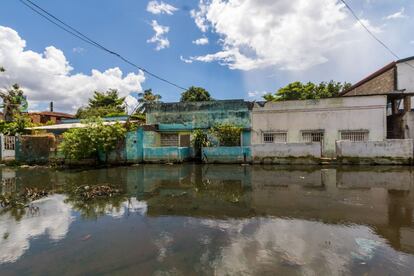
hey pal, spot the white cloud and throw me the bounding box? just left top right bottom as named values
left=180, top=55, right=193, bottom=64
left=384, top=7, right=407, bottom=20
left=188, top=0, right=383, bottom=71
left=72, top=47, right=85, bottom=54
left=248, top=90, right=267, bottom=99
left=192, top=37, right=209, bottom=45
left=0, top=195, right=73, bottom=264
left=147, top=0, right=178, bottom=15
left=0, top=26, right=145, bottom=113
left=147, top=20, right=170, bottom=51
left=411, top=41, right=414, bottom=45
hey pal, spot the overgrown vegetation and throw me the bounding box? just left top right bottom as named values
left=210, top=123, right=242, bottom=147
left=0, top=114, right=34, bottom=135
left=180, top=86, right=212, bottom=102
left=263, top=81, right=352, bottom=102
left=59, top=118, right=126, bottom=161
left=76, top=89, right=127, bottom=118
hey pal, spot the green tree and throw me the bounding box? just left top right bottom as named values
left=59, top=118, right=126, bottom=161
left=76, top=89, right=126, bottom=118
left=180, top=86, right=212, bottom=102
left=210, top=123, right=242, bottom=147
left=263, top=81, right=352, bottom=102
left=0, top=67, right=5, bottom=72
left=0, top=84, right=26, bottom=122
left=136, top=89, right=162, bottom=113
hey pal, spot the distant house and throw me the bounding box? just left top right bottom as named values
left=341, top=56, right=414, bottom=139
left=27, top=111, right=75, bottom=124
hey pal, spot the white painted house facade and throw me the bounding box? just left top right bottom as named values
left=251, top=95, right=387, bottom=157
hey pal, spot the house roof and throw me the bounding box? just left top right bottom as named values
left=340, top=56, right=414, bottom=96
left=29, top=111, right=75, bottom=118
left=340, top=61, right=396, bottom=96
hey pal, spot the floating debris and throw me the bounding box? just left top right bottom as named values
left=74, top=185, right=122, bottom=200
left=0, top=187, right=49, bottom=210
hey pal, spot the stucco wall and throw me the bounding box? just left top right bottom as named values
left=143, top=147, right=190, bottom=163
left=397, top=59, right=414, bottom=93
left=344, top=67, right=395, bottom=96
left=202, top=147, right=251, bottom=163
left=146, top=100, right=251, bottom=130
left=336, top=139, right=413, bottom=164
left=252, top=96, right=387, bottom=157
left=252, top=143, right=321, bottom=158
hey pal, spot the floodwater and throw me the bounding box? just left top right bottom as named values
left=1, top=165, right=414, bottom=275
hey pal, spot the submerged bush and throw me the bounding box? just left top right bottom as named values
left=59, top=118, right=126, bottom=161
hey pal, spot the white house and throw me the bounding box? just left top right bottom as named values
left=251, top=95, right=387, bottom=157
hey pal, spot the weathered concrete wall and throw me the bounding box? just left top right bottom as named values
left=402, top=112, right=414, bottom=139
left=146, top=100, right=251, bottom=130
left=397, top=59, right=414, bottom=93
left=344, top=67, right=395, bottom=96
left=252, top=95, right=387, bottom=157
left=16, top=135, right=55, bottom=164
left=251, top=143, right=321, bottom=164
left=202, top=147, right=251, bottom=163
left=336, top=139, right=413, bottom=165
left=126, top=129, right=143, bottom=163
left=143, top=147, right=190, bottom=163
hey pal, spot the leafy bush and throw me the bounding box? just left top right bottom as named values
left=59, top=118, right=126, bottom=161
left=0, top=115, right=34, bottom=135
left=210, top=123, right=242, bottom=147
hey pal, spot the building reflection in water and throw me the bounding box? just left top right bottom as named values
left=0, top=165, right=413, bottom=273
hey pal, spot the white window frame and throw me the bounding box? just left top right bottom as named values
left=262, top=131, right=287, bottom=144
left=340, top=130, right=369, bottom=142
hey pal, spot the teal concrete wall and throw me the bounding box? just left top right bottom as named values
left=126, top=128, right=143, bottom=163
left=146, top=100, right=251, bottom=130
left=202, top=147, right=252, bottom=163
left=144, top=147, right=191, bottom=163
left=241, top=131, right=251, bottom=146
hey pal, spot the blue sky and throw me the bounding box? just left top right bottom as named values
left=0, top=0, right=413, bottom=112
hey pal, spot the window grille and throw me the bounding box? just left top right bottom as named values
left=160, top=133, right=179, bottom=147
left=340, top=130, right=368, bottom=142
left=3, top=136, right=15, bottom=150
left=302, top=131, right=324, bottom=142
left=263, top=133, right=274, bottom=143
left=263, top=132, right=287, bottom=143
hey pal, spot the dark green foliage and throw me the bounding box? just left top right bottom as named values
left=180, top=86, right=212, bottom=102
left=59, top=118, right=126, bottom=160
left=210, top=123, right=242, bottom=147
left=76, top=89, right=126, bottom=118
left=263, top=81, right=352, bottom=102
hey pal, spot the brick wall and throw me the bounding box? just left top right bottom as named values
left=344, top=67, right=395, bottom=96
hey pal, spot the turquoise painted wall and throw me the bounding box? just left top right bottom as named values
left=144, top=147, right=190, bottom=163
left=146, top=100, right=251, bottom=130
left=126, top=128, right=143, bottom=163
left=202, top=147, right=252, bottom=164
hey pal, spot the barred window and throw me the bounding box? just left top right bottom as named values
left=302, top=131, right=324, bottom=142
left=340, top=130, right=369, bottom=142
left=160, top=133, right=179, bottom=147
left=263, top=132, right=287, bottom=143
left=263, top=133, right=274, bottom=143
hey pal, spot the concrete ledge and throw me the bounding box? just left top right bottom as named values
left=202, top=147, right=251, bottom=163
left=143, top=147, right=190, bottom=163
left=251, top=143, right=322, bottom=164
left=336, top=139, right=413, bottom=165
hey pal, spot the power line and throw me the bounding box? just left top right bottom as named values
left=339, top=0, right=414, bottom=70
left=19, top=0, right=188, bottom=91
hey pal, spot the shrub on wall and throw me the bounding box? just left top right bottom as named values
left=210, top=123, right=242, bottom=147
left=59, top=118, right=126, bottom=161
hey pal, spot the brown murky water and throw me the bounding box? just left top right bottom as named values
left=1, top=165, right=414, bottom=275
